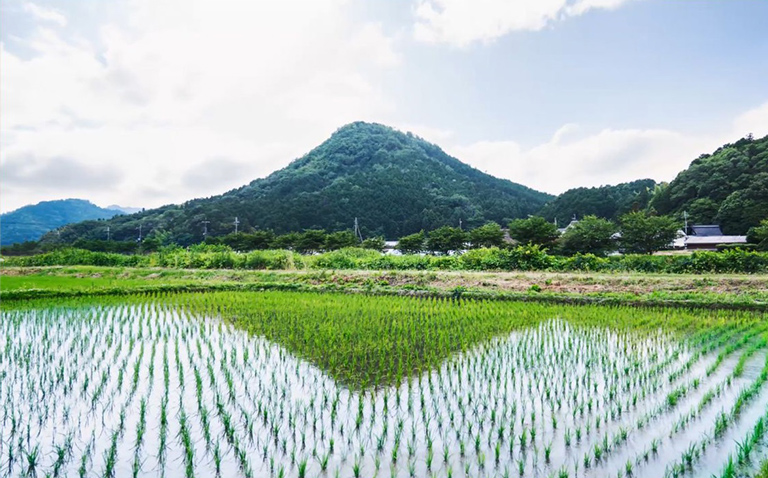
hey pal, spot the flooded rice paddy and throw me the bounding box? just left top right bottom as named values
left=1, top=292, right=768, bottom=478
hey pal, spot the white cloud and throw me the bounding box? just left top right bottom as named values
left=413, top=0, right=636, bottom=47
left=733, top=102, right=768, bottom=138
left=22, top=1, right=67, bottom=27
left=1, top=0, right=400, bottom=212
left=447, top=100, right=768, bottom=194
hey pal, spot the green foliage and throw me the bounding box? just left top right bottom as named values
left=468, top=222, right=504, bottom=248
left=271, top=232, right=300, bottom=250
left=0, top=199, right=123, bottom=246
left=557, top=216, right=617, bottom=257
left=508, top=216, right=559, bottom=247
left=650, top=134, right=768, bottom=233
left=7, top=244, right=768, bottom=274
left=311, top=248, right=382, bottom=269
left=45, top=122, right=551, bottom=245
left=397, top=231, right=426, bottom=254
left=539, top=179, right=655, bottom=224
left=0, top=240, right=52, bottom=256
left=207, top=230, right=276, bottom=251
left=294, top=229, right=327, bottom=253
left=360, top=236, right=386, bottom=252
left=324, top=230, right=359, bottom=251
left=715, top=173, right=768, bottom=234
left=459, top=245, right=554, bottom=271
left=426, top=226, right=468, bottom=255
left=73, top=239, right=140, bottom=254
left=618, top=211, right=680, bottom=254
left=747, top=219, right=768, bottom=251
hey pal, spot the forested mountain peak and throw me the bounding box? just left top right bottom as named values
left=43, top=122, right=553, bottom=245
left=649, top=134, right=768, bottom=234
left=538, top=179, right=657, bottom=225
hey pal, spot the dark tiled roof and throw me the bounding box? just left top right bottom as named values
left=690, top=225, right=723, bottom=236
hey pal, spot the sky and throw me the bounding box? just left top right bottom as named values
left=2, top=0, right=768, bottom=213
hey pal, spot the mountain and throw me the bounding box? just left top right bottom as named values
left=649, top=134, right=768, bottom=234
left=538, top=179, right=657, bottom=225
left=107, top=205, right=142, bottom=214
left=46, top=122, right=553, bottom=244
left=0, top=199, right=123, bottom=245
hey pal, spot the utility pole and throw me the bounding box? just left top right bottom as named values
left=106, top=226, right=111, bottom=241
left=458, top=218, right=462, bottom=230
left=234, top=217, right=240, bottom=234
left=354, top=217, right=363, bottom=242
left=137, top=225, right=142, bottom=242
left=202, top=220, right=210, bottom=238
left=683, top=211, right=689, bottom=235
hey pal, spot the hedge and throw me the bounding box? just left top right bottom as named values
left=4, top=246, right=768, bottom=274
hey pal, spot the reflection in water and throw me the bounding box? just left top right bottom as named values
left=1, top=302, right=767, bottom=478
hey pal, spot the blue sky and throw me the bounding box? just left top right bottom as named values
left=2, top=0, right=767, bottom=212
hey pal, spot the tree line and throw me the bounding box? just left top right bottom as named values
left=396, top=212, right=682, bottom=256
left=9, top=212, right=768, bottom=258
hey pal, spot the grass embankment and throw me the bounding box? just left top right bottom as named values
left=2, top=265, right=767, bottom=310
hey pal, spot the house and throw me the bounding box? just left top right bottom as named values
left=685, top=235, right=748, bottom=250
left=684, top=224, right=747, bottom=251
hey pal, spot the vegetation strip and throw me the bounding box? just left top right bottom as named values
left=3, top=279, right=768, bottom=312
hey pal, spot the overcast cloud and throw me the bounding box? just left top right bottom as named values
left=1, top=0, right=767, bottom=212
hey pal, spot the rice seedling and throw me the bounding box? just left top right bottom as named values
left=1, top=291, right=767, bottom=478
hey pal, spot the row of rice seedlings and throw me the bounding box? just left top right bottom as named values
left=662, top=350, right=768, bottom=478
left=1, top=291, right=766, bottom=478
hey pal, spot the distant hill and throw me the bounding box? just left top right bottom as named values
left=649, top=134, right=768, bottom=234
left=538, top=179, right=657, bottom=225
left=107, top=205, right=142, bottom=214
left=0, top=199, right=123, bottom=245
left=46, top=122, right=553, bottom=244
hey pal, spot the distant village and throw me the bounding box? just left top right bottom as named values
left=381, top=219, right=747, bottom=255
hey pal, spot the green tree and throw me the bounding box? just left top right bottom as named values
left=469, top=222, right=504, bottom=249
left=540, top=179, right=656, bottom=224
left=212, top=232, right=256, bottom=251
left=618, top=211, right=680, bottom=254
left=295, top=229, right=327, bottom=253
left=426, top=226, right=468, bottom=255
left=685, top=198, right=719, bottom=226
left=508, top=216, right=559, bottom=247
left=361, top=236, right=386, bottom=252
left=396, top=231, right=426, bottom=254
left=324, top=230, right=359, bottom=250
left=271, top=232, right=300, bottom=250
left=747, top=219, right=768, bottom=251
left=557, top=215, right=617, bottom=256
left=716, top=173, right=768, bottom=234
left=249, top=230, right=277, bottom=250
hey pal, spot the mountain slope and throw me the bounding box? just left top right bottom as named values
left=0, top=199, right=122, bottom=245
left=48, top=122, right=553, bottom=244
left=649, top=134, right=768, bottom=234
left=538, top=179, right=657, bottom=225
